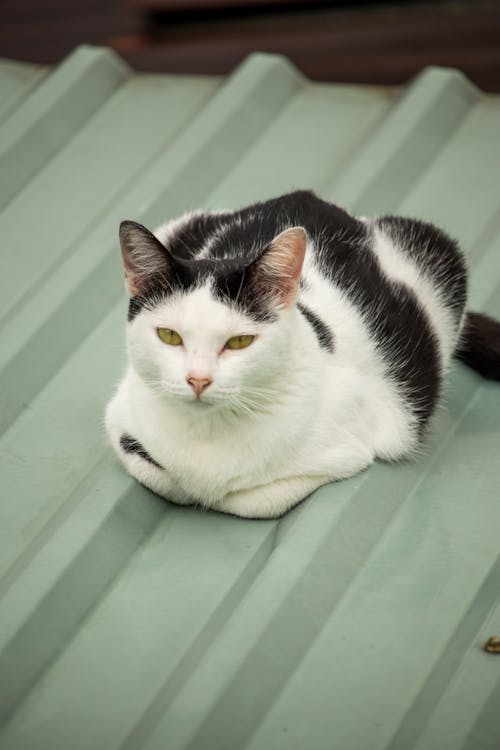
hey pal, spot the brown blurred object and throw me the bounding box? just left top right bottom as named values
left=0, top=0, right=499, bottom=92
left=117, top=1, right=500, bottom=91
left=136, top=0, right=334, bottom=8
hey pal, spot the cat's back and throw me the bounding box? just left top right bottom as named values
left=364, top=215, right=467, bottom=364
left=294, top=194, right=468, bottom=437
left=155, top=191, right=361, bottom=265
left=286, top=192, right=467, bottom=363
left=371, top=215, right=467, bottom=326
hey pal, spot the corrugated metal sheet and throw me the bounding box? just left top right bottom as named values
left=0, top=44, right=499, bottom=750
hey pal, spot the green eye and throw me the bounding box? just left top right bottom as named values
left=225, top=334, right=255, bottom=350
left=157, top=328, right=183, bottom=346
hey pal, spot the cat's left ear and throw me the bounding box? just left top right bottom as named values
left=119, top=220, right=172, bottom=297
left=251, top=226, right=307, bottom=309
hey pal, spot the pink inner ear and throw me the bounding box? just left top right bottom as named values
left=119, top=220, right=170, bottom=298
left=123, top=267, right=141, bottom=297
left=120, top=245, right=145, bottom=297
left=263, top=226, right=307, bottom=307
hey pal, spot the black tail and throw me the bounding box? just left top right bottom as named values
left=455, top=311, right=500, bottom=380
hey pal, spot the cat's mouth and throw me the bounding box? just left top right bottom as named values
left=160, top=380, right=247, bottom=412
left=182, top=391, right=243, bottom=414
left=188, top=396, right=215, bottom=407
left=174, top=389, right=221, bottom=409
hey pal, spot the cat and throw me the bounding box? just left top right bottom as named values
left=105, top=190, right=500, bottom=518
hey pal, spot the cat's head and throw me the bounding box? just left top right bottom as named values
left=119, top=216, right=307, bottom=412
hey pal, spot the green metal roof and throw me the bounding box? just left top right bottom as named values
left=0, top=44, right=499, bottom=750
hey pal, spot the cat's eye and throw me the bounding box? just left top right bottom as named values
left=157, top=328, right=183, bottom=346
left=225, top=334, right=255, bottom=350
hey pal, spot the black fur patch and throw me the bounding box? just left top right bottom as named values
left=297, top=302, right=334, bottom=352
left=455, top=311, right=500, bottom=380
left=128, top=295, right=154, bottom=322
left=120, top=434, right=163, bottom=468
left=376, top=216, right=467, bottom=323
left=314, top=222, right=442, bottom=432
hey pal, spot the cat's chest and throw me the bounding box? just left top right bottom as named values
left=169, top=438, right=250, bottom=491
left=151, top=425, right=283, bottom=501
left=133, top=397, right=293, bottom=497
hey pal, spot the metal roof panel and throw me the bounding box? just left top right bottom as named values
left=0, top=46, right=499, bottom=750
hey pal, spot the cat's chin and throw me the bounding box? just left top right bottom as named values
left=169, top=393, right=252, bottom=419
left=168, top=392, right=222, bottom=411
left=186, top=398, right=216, bottom=409
left=148, top=381, right=219, bottom=409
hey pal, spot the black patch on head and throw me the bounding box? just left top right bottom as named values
left=120, top=434, right=163, bottom=469
left=126, top=191, right=343, bottom=322
left=211, top=267, right=278, bottom=323
left=167, top=213, right=232, bottom=261
left=297, top=302, right=334, bottom=352
left=128, top=295, right=155, bottom=322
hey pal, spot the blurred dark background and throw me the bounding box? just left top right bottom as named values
left=0, top=0, right=499, bottom=90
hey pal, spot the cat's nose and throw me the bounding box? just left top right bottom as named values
left=186, top=375, right=213, bottom=397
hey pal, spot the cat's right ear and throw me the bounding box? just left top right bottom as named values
left=119, top=220, right=171, bottom=297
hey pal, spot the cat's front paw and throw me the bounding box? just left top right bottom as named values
left=217, top=475, right=330, bottom=519
left=217, top=491, right=287, bottom=520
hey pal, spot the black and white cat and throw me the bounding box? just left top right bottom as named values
left=105, top=191, right=500, bottom=518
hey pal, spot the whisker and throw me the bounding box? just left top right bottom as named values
left=234, top=269, right=246, bottom=305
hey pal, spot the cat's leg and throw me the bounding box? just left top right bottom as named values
left=218, top=443, right=373, bottom=519
left=114, top=442, right=196, bottom=507
left=105, top=389, right=191, bottom=505
left=218, top=475, right=332, bottom=519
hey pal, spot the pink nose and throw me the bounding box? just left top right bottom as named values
left=187, top=375, right=213, bottom=397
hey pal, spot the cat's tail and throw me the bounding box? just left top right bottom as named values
left=454, top=311, right=500, bottom=380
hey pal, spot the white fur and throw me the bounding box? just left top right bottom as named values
left=105, top=216, right=456, bottom=519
